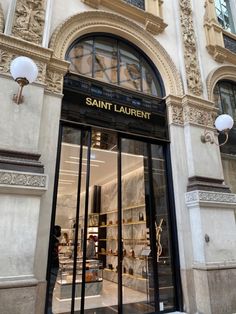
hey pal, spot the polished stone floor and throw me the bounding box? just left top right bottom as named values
left=53, top=279, right=151, bottom=313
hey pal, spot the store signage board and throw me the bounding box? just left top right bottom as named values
left=62, top=74, right=169, bottom=141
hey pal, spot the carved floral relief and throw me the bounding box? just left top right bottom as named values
left=0, top=50, right=15, bottom=74
left=12, top=0, right=45, bottom=45
left=180, top=0, right=203, bottom=96
left=45, top=69, right=63, bottom=94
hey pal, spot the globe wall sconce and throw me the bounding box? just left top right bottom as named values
left=201, top=113, right=234, bottom=146
left=10, top=56, right=38, bottom=105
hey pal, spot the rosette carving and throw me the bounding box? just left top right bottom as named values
left=0, top=171, right=47, bottom=188
left=12, top=0, right=46, bottom=45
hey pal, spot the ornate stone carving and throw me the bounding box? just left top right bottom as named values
left=45, top=69, right=63, bottom=94
left=180, top=0, right=203, bottom=96
left=185, top=190, right=236, bottom=204
left=82, top=0, right=167, bottom=35
left=167, top=95, right=217, bottom=127
left=35, top=60, right=47, bottom=84
left=12, top=0, right=46, bottom=45
left=0, top=50, right=15, bottom=74
left=49, top=11, right=183, bottom=96
left=0, top=3, right=4, bottom=33
left=0, top=170, right=47, bottom=189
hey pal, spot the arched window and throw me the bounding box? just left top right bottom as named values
left=66, top=35, right=163, bottom=97
left=213, top=80, right=236, bottom=120
left=214, top=80, right=236, bottom=193
left=215, top=0, right=236, bottom=33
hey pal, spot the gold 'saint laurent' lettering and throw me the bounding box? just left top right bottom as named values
left=85, top=97, right=151, bottom=120
left=86, top=97, right=113, bottom=110
left=114, top=105, right=151, bottom=120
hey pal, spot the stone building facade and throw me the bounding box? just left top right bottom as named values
left=0, top=1, right=235, bottom=314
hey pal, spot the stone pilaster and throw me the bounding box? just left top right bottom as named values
left=185, top=190, right=236, bottom=314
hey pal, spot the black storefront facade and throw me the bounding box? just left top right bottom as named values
left=45, top=35, right=182, bottom=314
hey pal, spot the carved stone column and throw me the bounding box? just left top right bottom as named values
left=167, top=94, right=236, bottom=313
left=185, top=190, right=236, bottom=314
left=179, top=0, right=203, bottom=96
left=0, top=4, right=4, bottom=33
left=11, top=0, right=46, bottom=45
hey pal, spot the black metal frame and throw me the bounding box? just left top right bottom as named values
left=65, top=33, right=165, bottom=98
left=45, top=121, right=183, bottom=314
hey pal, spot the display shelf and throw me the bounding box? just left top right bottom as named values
left=99, top=221, right=146, bottom=228
left=99, top=203, right=145, bottom=215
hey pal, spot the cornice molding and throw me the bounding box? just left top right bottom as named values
left=49, top=10, right=183, bottom=96
left=207, top=44, right=236, bottom=65
left=206, top=65, right=236, bottom=100
left=166, top=94, right=218, bottom=127
left=0, top=169, right=48, bottom=195
left=0, top=3, right=4, bottom=33
left=81, top=0, right=167, bottom=35
left=185, top=190, right=236, bottom=208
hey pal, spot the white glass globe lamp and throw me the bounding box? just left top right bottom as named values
left=10, top=56, right=38, bottom=104
left=214, top=114, right=234, bottom=132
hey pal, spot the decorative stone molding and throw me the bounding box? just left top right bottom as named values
left=206, top=65, right=236, bottom=100
left=185, top=190, right=236, bottom=205
left=45, top=57, right=69, bottom=94
left=166, top=95, right=184, bottom=126
left=179, top=0, right=203, bottom=96
left=81, top=0, right=167, bottom=35
left=0, top=49, right=15, bottom=74
left=182, top=95, right=218, bottom=127
left=204, top=0, right=236, bottom=65
left=166, top=94, right=218, bottom=127
left=49, top=11, right=183, bottom=96
left=0, top=3, right=4, bottom=33
left=11, top=0, right=46, bottom=45
left=0, top=33, right=69, bottom=93
left=0, top=169, right=48, bottom=195
left=193, top=261, right=236, bottom=270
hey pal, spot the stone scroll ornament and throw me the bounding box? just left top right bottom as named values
left=180, top=0, right=203, bottom=96
left=12, top=0, right=45, bottom=45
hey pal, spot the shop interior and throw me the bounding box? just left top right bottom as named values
left=51, top=128, right=175, bottom=313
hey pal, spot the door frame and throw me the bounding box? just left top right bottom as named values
left=45, top=121, right=183, bottom=314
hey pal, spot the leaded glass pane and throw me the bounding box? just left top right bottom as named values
left=123, top=0, right=145, bottom=10
left=68, top=39, right=93, bottom=77
left=119, top=42, right=141, bottom=91
left=66, top=36, right=163, bottom=97
left=215, top=0, right=235, bottom=33
left=142, top=59, right=161, bottom=96
left=213, top=80, right=236, bottom=121
left=94, top=38, right=118, bottom=84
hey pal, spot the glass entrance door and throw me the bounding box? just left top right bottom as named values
left=46, top=125, right=178, bottom=314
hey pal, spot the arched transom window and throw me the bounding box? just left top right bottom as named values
left=66, top=35, right=163, bottom=97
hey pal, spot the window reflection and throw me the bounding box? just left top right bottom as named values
left=213, top=80, right=236, bottom=121
left=66, top=36, right=163, bottom=97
